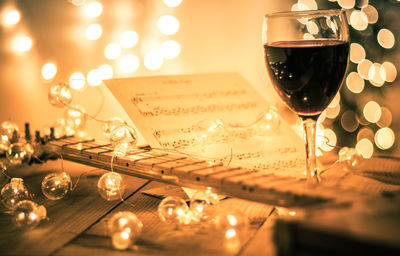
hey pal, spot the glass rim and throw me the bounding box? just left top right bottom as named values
left=265, top=9, right=345, bottom=18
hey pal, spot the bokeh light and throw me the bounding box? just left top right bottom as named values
left=86, top=24, right=103, bottom=40
left=298, top=0, right=318, bottom=10
left=144, top=51, right=164, bottom=71
left=120, top=30, right=139, bottom=48
left=377, top=107, right=392, bottom=128
left=362, top=5, right=378, bottom=24
left=85, top=1, right=103, bottom=18
left=163, top=0, right=183, bottom=8
left=375, top=127, right=395, bottom=150
left=363, top=101, right=382, bottom=123
left=350, top=43, right=366, bottom=64
left=157, top=15, right=180, bottom=35
left=160, top=40, right=181, bottom=59
left=98, top=64, right=114, bottom=80
left=349, top=10, right=368, bottom=31
left=357, top=127, right=374, bottom=142
left=69, top=0, right=87, bottom=6
left=356, top=138, right=373, bottom=159
left=105, top=43, right=122, bottom=60
left=337, top=0, right=355, bottom=9
left=377, top=29, right=395, bottom=49
left=346, top=72, right=364, bottom=93
left=12, top=36, right=32, bottom=53
left=87, top=69, right=102, bottom=86
left=368, top=63, right=386, bottom=87
left=341, top=110, right=359, bottom=132
left=69, top=72, right=86, bottom=90
left=2, top=10, right=20, bottom=26
left=306, top=20, right=319, bottom=35
left=319, top=128, right=337, bottom=152
left=118, top=54, right=140, bottom=73
left=357, top=59, right=373, bottom=79
left=41, top=62, right=57, bottom=80
left=381, top=62, right=397, bottom=82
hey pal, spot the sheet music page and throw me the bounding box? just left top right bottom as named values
left=105, top=72, right=306, bottom=178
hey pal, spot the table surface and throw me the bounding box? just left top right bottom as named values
left=0, top=160, right=277, bottom=256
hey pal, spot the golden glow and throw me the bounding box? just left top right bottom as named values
left=337, top=0, right=355, bottom=9
left=357, top=59, right=373, bottom=79
left=87, top=69, right=102, bottom=86
left=291, top=3, right=310, bottom=11
left=298, top=0, right=318, bottom=10
left=225, top=228, right=237, bottom=239
left=70, top=0, right=87, bottom=6
left=375, top=127, right=395, bottom=150
left=349, top=10, right=368, bottom=31
left=368, top=63, right=386, bottom=87
left=118, top=54, right=140, bottom=73
left=381, top=62, right=397, bottom=82
left=377, top=107, right=392, bottom=128
left=319, top=128, right=336, bottom=152
left=86, top=24, right=102, bottom=40
left=12, top=36, right=33, bottom=53
left=306, top=20, right=319, bottom=35
left=104, top=43, right=122, bottom=60
left=163, top=0, right=183, bottom=7
left=346, top=72, right=364, bottom=93
left=41, top=62, right=57, bottom=80
left=69, top=72, right=86, bottom=90
left=341, top=111, right=359, bottom=132
left=226, top=214, right=238, bottom=226
left=362, top=5, right=378, bottom=24
left=160, top=40, right=181, bottom=59
left=85, top=1, right=103, bottom=18
left=144, top=51, right=164, bottom=71
left=303, top=33, right=315, bottom=40
left=157, top=15, right=180, bottom=35
left=356, top=138, right=373, bottom=159
left=350, top=43, right=366, bottom=64
left=120, top=30, right=139, bottom=48
left=357, top=127, right=374, bottom=141
left=2, top=10, right=20, bottom=26
left=98, top=64, right=113, bottom=80
left=325, top=104, right=340, bottom=119
left=363, top=101, right=381, bottom=123
left=377, top=29, right=395, bottom=49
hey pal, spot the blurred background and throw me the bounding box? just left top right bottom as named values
left=0, top=0, right=399, bottom=158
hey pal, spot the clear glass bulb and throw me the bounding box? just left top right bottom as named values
left=108, top=211, right=143, bottom=250
left=1, top=178, right=29, bottom=209
left=256, top=106, right=280, bottom=135
left=48, top=83, right=73, bottom=108
left=102, top=117, right=125, bottom=138
left=12, top=200, right=47, bottom=230
left=157, top=196, right=189, bottom=226
left=64, top=105, right=87, bottom=133
left=190, top=189, right=220, bottom=221
left=97, top=172, right=125, bottom=201
left=41, top=172, right=72, bottom=200
left=0, top=121, right=19, bottom=141
left=0, top=135, right=10, bottom=153
left=6, top=142, right=33, bottom=165
left=338, top=147, right=364, bottom=171
left=110, top=125, right=137, bottom=146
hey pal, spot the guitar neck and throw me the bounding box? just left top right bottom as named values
left=47, top=137, right=372, bottom=208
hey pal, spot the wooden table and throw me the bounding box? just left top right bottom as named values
left=0, top=160, right=277, bottom=256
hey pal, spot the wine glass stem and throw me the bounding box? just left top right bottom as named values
left=302, top=117, right=320, bottom=185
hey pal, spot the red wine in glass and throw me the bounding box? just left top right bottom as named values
left=264, top=40, right=349, bottom=118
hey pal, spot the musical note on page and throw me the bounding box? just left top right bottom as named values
left=104, top=72, right=306, bottom=178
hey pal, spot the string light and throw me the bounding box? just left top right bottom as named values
left=7, top=142, right=34, bottom=165
left=64, top=105, right=87, bottom=133
left=108, top=211, right=143, bottom=250
left=69, top=72, right=86, bottom=90
left=97, top=172, right=125, bottom=201
left=12, top=200, right=47, bottom=230
left=157, top=196, right=189, bottom=226
left=163, top=0, right=183, bottom=8
left=85, top=1, right=103, bottom=18
left=1, top=178, right=29, bottom=209
left=356, top=138, right=374, bottom=159
left=41, top=172, right=72, bottom=200
left=157, top=15, right=180, bottom=35
left=375, top=127, right=395, bottom=150
left=189, top=189, right=220, bottom=221
left=0, top=120, right=19, bottom=141
left=12, top=35, right=33, bottom=53
left=41, top=62, right=58, bottom=80
left=48, top=83, right=72, bottom=108
left=102, top=117, right=125, bottom=138
left=87, top=68, right=102, bottom=86
left=2, top=10, right=21, bottom=26
left=85, top=24, right=103, bottom=40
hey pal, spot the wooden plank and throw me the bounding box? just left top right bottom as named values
left=0, top=160, right=148, bottom=256
left=56, top=182, right=274, bottom=256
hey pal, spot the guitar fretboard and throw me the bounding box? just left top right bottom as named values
left=47, top=137, right=374, bottom=208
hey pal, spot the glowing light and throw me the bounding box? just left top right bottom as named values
left=303, top=33, right=315, bottom=40
left=377, top=107, right=392, bottom=128
left=377, top=29, right=395, bottom=49
left=69, top=72, right=86, bottom=90
left=346, top=72, right=364, bottom=93
left=363, top=101, right=381, bottom=123
left=163, top=0, right=182, bottom=7
left=2, top=10, right=20, bottom=26
left=85, top=1, right=103, bottom=18
left=357, top=59, right=373, bottom=79
left=119, top=54, right=140, bottom=73
left=381, top=62, right=397, bottom=82
left=362, top=5, right=378, bottom=24
left=86, top=24, right=102, bottom=40
left=357, top=127, right=374, bottom=141
left=291, top=3, right=310, bottom=11
left=298, top=0, right=318, bottom=10
left=98, top=64, right=113, bottom=80
left=87, top=69, right=102, bottom=86
left=41, top=62, right=57, bottom=80
left=157, top=15, right=180, bottom=35
left=356, top=138, right=373, bottom=159
left=349, top=10, right=368, bottom=31
left=375, top=127, right=395, bottom=150
left=69, top=0, right=87, bottom=6
left=104, top=43, right=122, bottom=60
left=350, top=43, right=366, bottom=64
left=338, top=0, right=355, bottom=9
left=12, top=36, right=32, bottom=53
left=120, top=30, right=139, bottom=48
left=328, top=93, right=340, bottom=108
left=368, top=63, right=386, bottom=86
left=325, top=103, right=340, bottom=119
left=160, top=40, right=181, bottom=59
left=225, top=228, right=237, bottom=239
left=306, top=20, right=319, bottom=35
left=144, top=51, right=164, bottom=71
left=341, top=111, right=359, bottom=132
left=319, top=128, right=336, bottom=152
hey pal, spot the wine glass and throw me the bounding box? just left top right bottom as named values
left=262, top=9, right=349, bottom=185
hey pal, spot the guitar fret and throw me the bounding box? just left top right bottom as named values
left=61, top=139, right=95, bottom=149
left=80, top=143, right=112, bottom=152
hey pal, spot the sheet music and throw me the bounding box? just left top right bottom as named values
left=105, top=72, right=306, bottom=178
